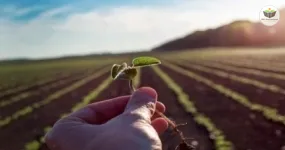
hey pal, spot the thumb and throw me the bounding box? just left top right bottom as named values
left=123, top=87, right=157, bottom=122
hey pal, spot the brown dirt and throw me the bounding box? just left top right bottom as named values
left=0, top=75, right=86, bottom=117
left=0, top=70, right=85, bottom=93
left=160, top=65, right=285, bottom=150
left=212, top=60, right=285, bottom=75
left=0, top=86, right=16, bottom=93
left=140, top=67, right=214, bottom=150
left=0, top=73, right=108, bottom=150
left=3, top=60, right=285, bottom=150
left=176, top=61, right=285, bottom=115
left=0, top=71, right=84, bottom=101
left=196, top=60, right=285, bottom=88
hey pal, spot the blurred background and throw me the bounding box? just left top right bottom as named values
left=0, top=0, right=284, bottom=59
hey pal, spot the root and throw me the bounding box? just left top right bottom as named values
left=129, top=80, right=136, bottom=93
left=154, top=110, right=197, bottom=150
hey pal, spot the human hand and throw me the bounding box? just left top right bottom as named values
left=44, top=87, right=169, bottom=150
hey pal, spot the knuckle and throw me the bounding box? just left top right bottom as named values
left=145, top=102, right=155, bottom=114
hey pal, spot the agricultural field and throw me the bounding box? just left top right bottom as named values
left=1, top=48, right=285, bottom=150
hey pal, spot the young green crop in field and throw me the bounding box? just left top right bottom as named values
left=0, top=67, right=110, bottom=127
left=162, top=61, right=285, bottom=125
left=152, top=66, right=233, bottom=150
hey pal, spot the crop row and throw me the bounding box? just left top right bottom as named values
left=0, top=60, right=111, bottom=85
left=0, top=68, right=89, bottom=99
left=0, top=64, right=107, bottom=103
left=171, top=60, right=285, bottom=95
left=210, top=58, right=285, bottom=73
left=0, top=72, right=92, bottom=108
left=24, top=77, right=112, bottom=150
left=220, top=56, right=285, bottom=68
left=236, top=56, right=285, bottom=66
left=163, top=61, right=285, bottom=125
left=0, top=67, right=110, bottom=128
left=218, top=55, right=285, bottom=68
left=152, top=66, right=233, bottom=150
left=0, top=70, right=60, bottom=88
left=0, top=68, right=82, bottom=92
left=191, top=60, right=285, bottom=82
left=24, top=68, right=142, bottom=150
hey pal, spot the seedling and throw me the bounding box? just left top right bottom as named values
left=111, top=56, right=194, bottom=150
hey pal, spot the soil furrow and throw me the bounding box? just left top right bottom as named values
left=160, top=65, right=285, bottom=150
left=193, top=60, right=285, bottom=88
left=0, top=73, right=108, bottom=150
left=0, top=75, right=86, bottom=117
left=211, top=59, right=285, bottom=74
left=0, top=70, right=86, bottom=101
left=175, top=61, right=285, bottom=115
left=140, top=67, right=214, bottom=150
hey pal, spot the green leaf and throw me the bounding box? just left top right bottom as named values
left=115, top=67, right=137, bottom=80
left=124, top=68, right=138, bottom=80
left=114, top=62, right=128, bottom=79
left=111, top=64, right=120, bottom=79
left=132, top=57, right=161, bottom=67
left=118, top=62, right=127, bottom=72
left=111, top=62, right=128, bottom=80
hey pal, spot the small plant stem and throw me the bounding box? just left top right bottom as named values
left=129, top=80, right=136, bottom=93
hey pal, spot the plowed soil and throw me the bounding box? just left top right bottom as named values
left=176, top=61, right=285, bottom=115
left=140, top=67, right=214, bottom=150
left=0, top=73, right=108, bottom=150
left=159, top=65, right=285, bottom=150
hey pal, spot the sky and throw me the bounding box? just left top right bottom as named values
left=0, top=0, right=284, bottom=60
